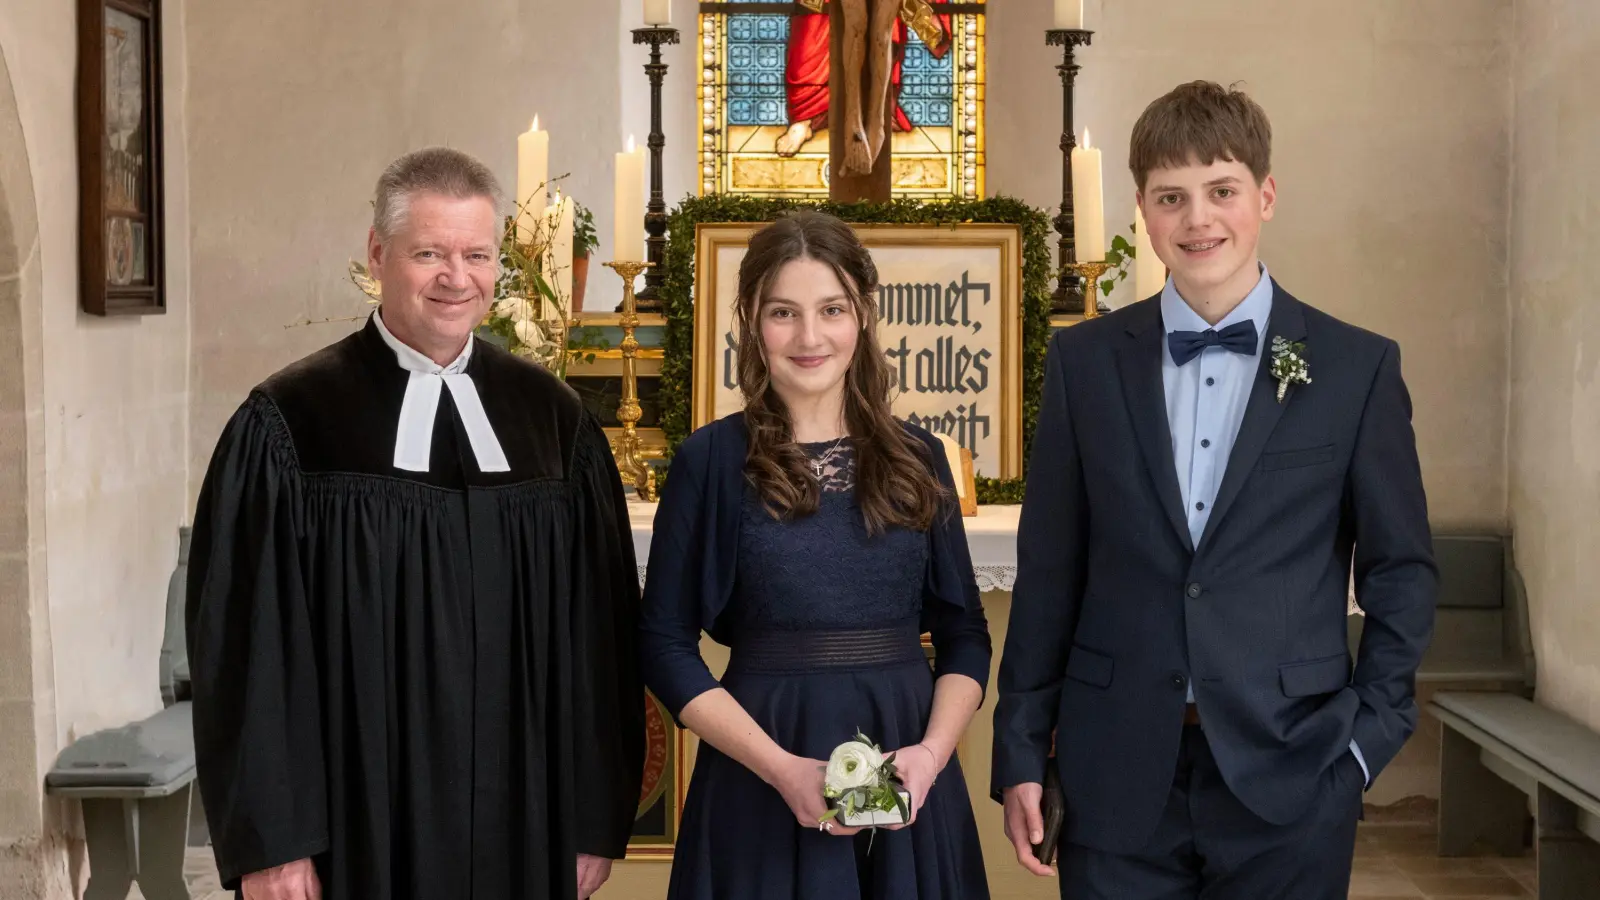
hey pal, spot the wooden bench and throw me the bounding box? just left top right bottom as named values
left=1348, top=534, right=1534, bottom=690
left=43, top=526, right=198, bottom=900
left=1429, top=691, right=1600, bottom=899
left=44, top=702, right=196, bottom=900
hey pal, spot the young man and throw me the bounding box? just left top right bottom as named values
left=992, top=81, right=1436, bottom=898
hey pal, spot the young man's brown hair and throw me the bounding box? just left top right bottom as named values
left=1128, top=80, right=1272, bottom=191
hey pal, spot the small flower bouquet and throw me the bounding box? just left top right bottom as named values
left=821, top=731, right=911, bottom=828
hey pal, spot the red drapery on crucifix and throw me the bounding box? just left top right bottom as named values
left=784, top=0, right=951, bottom=134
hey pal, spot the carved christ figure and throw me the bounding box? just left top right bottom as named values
left=777, top=0, right=951, bottom=177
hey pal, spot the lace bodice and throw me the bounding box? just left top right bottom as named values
left=734, top=441, right=928, bottom=631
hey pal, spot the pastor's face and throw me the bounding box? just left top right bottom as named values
left=369, top=191, right=499, bottom=366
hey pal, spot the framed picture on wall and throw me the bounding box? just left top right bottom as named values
left=76, top=0, right=166, bottom=315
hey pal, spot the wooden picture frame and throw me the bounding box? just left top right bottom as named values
left=77, top=0, right=166, bottom=316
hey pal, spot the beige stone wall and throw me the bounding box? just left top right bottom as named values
left=0, top=35, right=62, bottom=899
left=0, top=0, right=194, bottom=737
left=184, top=0, right=630, bottom=503
left=1508, top=0, right=1600, bottom=731
left=183, top=2, right=1515, bottom=521
left=0, top=0, right=192, bottom=895
left=983, top=0, right=1513, bottom=531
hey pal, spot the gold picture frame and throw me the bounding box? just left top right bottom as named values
left=692, top=222, right=1023, bottom=479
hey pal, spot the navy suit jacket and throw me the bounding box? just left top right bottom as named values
left=992, top=286, right=1437, bottom=853
left=639, top=413, right=992, bottom=723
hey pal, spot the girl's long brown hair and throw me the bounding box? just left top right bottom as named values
left=735, top=210, right=945, bottom=534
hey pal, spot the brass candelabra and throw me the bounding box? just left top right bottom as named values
left=1066, top=261, right=1111, bottom=320
left=603, top=260, right=658, bottom=501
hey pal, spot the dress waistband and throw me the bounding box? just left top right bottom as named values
left=727, top=622, right=927, bottom=674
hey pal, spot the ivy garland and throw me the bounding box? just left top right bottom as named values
left=657, top=194, right=1053, bottom=504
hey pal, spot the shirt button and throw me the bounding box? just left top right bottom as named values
left=1195, top=501, right=1206, bottom=511
left=1206, top=377, right=1215, bottom=386
left=1186, top=583, right=1202, bottom=599
left=1170, top=672, right=1187, bottom=690
left=1201, top=439, right=1211, bottom=448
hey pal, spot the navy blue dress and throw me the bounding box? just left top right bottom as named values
left=662, top=441, right=991, bottom=900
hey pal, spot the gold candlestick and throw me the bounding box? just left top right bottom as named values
left=603, top=260, right=658, bottom=501
left=1066, top=261, right=1112, bottom=319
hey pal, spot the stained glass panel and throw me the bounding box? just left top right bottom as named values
left=698, top=1, right=986, bottom=199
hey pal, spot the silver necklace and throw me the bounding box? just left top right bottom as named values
left=808, top=436, right=848, bottom=479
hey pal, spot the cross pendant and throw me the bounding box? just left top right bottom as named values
left=811, top=461, right=825, bottom=478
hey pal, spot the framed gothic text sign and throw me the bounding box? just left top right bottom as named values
left=692, top=222, right=1022, bottom=478
left=77, top=0, right=167, bottom=315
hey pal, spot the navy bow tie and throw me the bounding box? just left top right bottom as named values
left=1167, top=320, right=1258, bottom=366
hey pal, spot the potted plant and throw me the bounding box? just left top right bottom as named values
left=571, top=201, right=598, bottom=313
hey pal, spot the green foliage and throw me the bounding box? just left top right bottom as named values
left=1098, top=227, right=1137, bottom=300
left=572, top=202, right=599, bottom=258
left=568, top=325, right=612, bottom=365
left=657, top=194, right=1053, bottom=502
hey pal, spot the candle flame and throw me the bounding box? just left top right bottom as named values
left=530, top=115, right=540, bottom=132
left=1083, top=129, right=1092, bottom=149
left=626, top=134, right=636, bottom=153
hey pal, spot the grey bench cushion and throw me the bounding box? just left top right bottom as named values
left=45, top=701, right=195, bottom=793
left=1434, top=691, right=1600, bottom=802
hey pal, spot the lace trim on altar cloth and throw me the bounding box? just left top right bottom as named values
left=973, top=566, right=1016, bottom=593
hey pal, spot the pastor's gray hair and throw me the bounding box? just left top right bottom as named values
left=372, top=146, right=505, bottom=240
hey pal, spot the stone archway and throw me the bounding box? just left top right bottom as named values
left=0, top=40, right=64, bottom=900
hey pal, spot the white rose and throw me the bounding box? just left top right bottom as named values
left=825, top=741, right=884, bottom=793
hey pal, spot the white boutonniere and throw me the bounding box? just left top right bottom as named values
left=1270, top=336, right=1311, bottom=403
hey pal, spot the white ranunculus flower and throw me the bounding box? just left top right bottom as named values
left=514, top=318, right=547, bottom=352
left=825, top=741, right=884, bottom=793
left=497, top=296, right=534, bottom=322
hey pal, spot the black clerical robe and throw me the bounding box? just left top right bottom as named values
left=186, top=317, right=645, bottom=899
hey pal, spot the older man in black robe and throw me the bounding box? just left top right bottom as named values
left=186, top=147, right=644, bottom=900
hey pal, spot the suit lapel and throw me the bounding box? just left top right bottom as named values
left=1195, top=286, right=1307, bottom=554
left=1116, top=300, right=1193, bottom=553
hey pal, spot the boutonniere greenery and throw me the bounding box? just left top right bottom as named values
left=1270, top=336, right=1311, bottom=403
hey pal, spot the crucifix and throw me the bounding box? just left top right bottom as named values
left=806, top=0, right=949, bottom=202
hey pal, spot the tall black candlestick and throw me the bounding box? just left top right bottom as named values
left=1045, top=29, right=1102, bottom=316
left=630, top=26, right=679, bottom=313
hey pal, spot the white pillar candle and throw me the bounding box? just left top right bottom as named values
left=516, top=116, right=549, bottom=240
left=643, top=0, right=671, bottom=26
left=613, top=135, right=647, bottom=263
left=1134, top=207, right=1167, bottom=300
left=1071, top=130, right=1105, bottom=262
left=546, top=193, right=575, bottom=314
left=1054, top=0, right=1083, bottom=29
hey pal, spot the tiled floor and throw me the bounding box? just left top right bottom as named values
left=147, top=816, right=1535, bottom=900
left=1350, top=821, right=1533, bottom=899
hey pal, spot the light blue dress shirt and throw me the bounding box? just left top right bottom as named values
left=1160, top=264, right=1370, bottom=787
